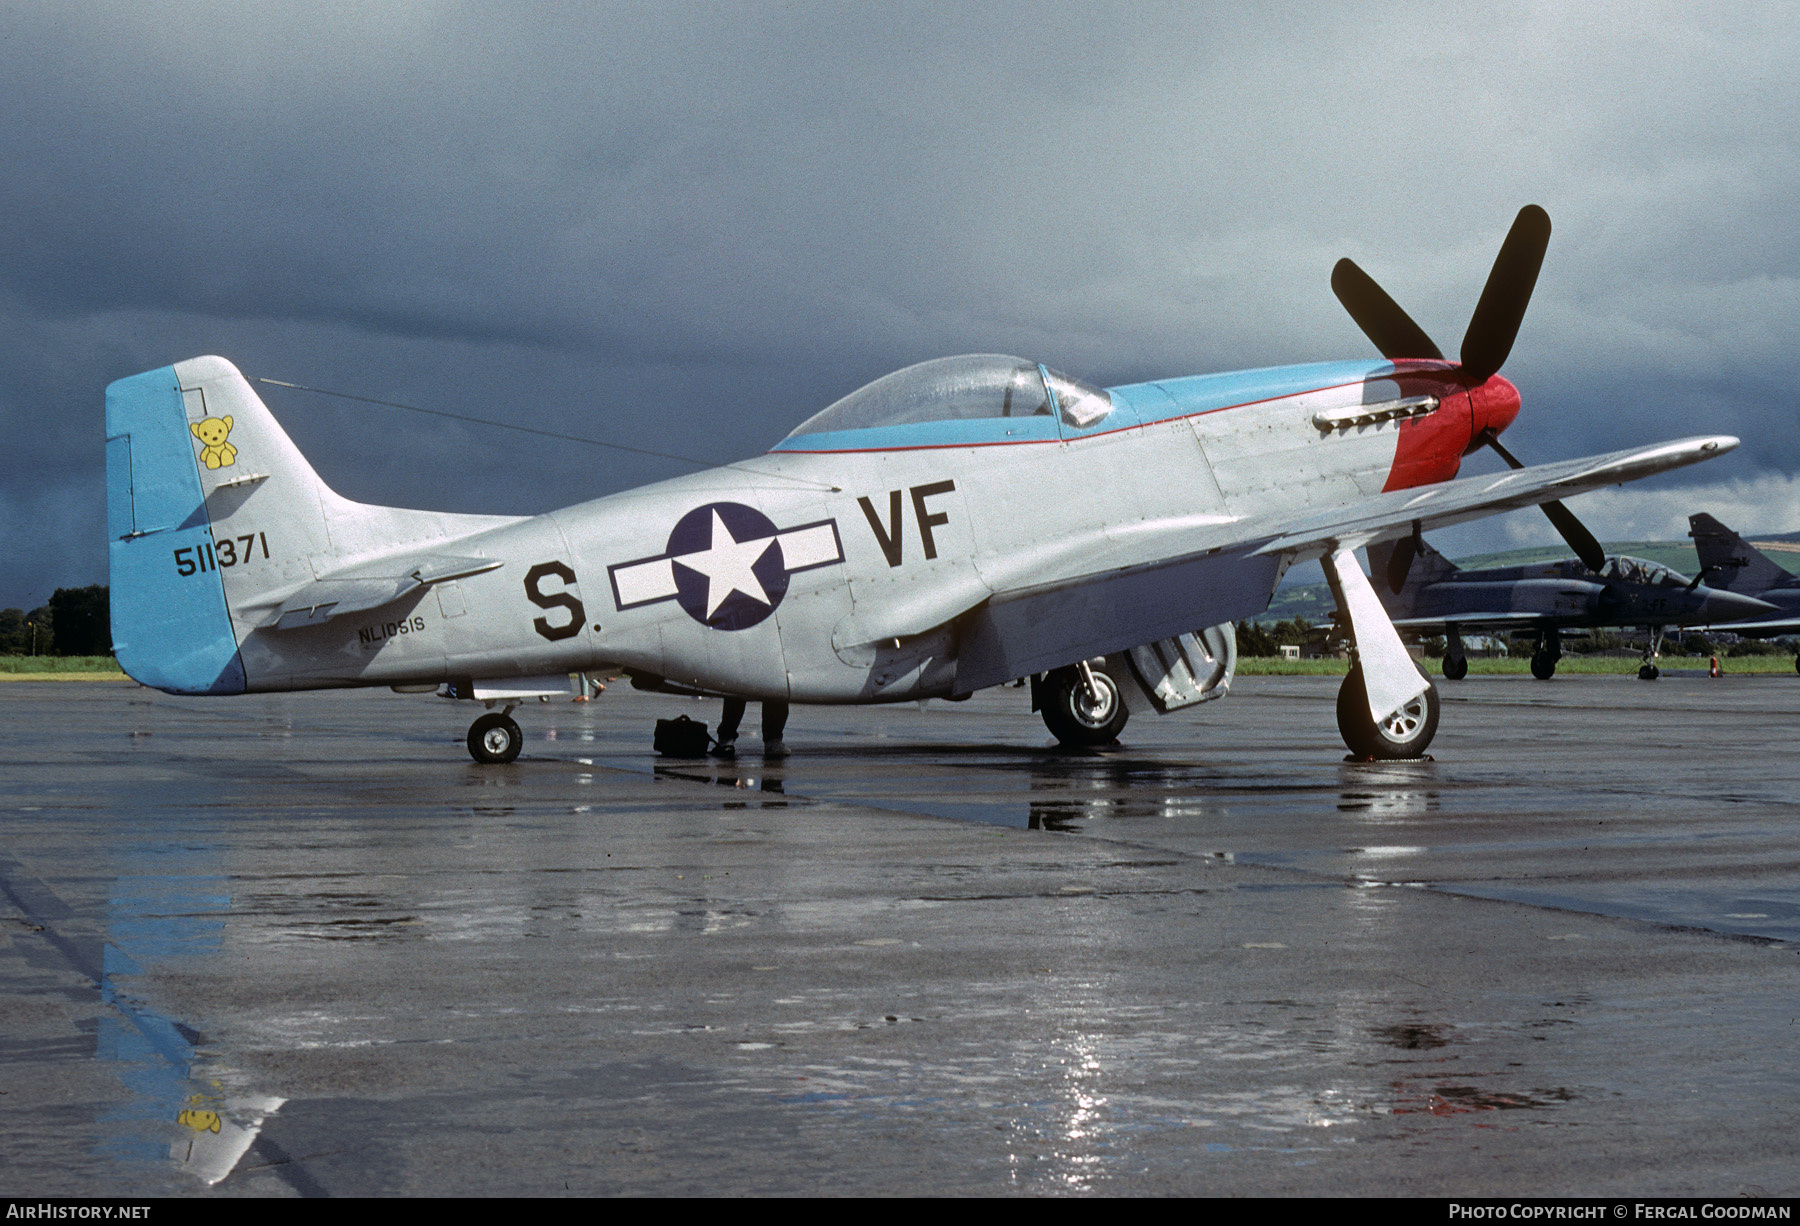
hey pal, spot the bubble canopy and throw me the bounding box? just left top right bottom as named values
left=782, top=355, right=1113, bottom=442
left=1603, top=557, right=1691, bottom=588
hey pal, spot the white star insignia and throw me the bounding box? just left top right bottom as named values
left=676, top=510, right=777, bottom=618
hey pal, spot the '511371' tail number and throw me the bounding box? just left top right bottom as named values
left=174, top=533, right=269, bottom=576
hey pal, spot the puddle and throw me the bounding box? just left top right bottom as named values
left=639, top=756, right=1243, bottom=831
left=1389, top=1081, right=1574, bottom=1115
left=1375, top=1023, right=1451, bottom=1050
left=1438, top=882, right=1800, bottom=944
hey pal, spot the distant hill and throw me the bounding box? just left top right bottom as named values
left=1746, top=531, right=1800, bottom=554
left=1255, top=540, right=1709, bottom=626
left=1447, top=541, right=1702, bottom=574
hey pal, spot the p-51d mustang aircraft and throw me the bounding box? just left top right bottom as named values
left=105, top=206, right=1736, bottom=761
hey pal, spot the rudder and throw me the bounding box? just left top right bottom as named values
left=1364, top=534, right=1459, bottom=612
left=106, top=364, right=247, bottom=693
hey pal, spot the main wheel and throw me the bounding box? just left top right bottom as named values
left=1441, top=655, right=1468, bottom=681
left=468, top=712, right=523, bottom=763
left=1638, top=663, right=1660, bottom=681
left=1336, top=664, right=1439, bottom=759
left=1041, top=665, right=1129, bottom=746
left=1530, top=652, right=1557, bottom=680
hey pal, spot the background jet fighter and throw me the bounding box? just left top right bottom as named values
left=1365, top=533, right=1773, bottom=680
left=1688, top=513, right=1800, bottom=672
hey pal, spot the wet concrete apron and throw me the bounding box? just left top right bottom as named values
left=1, top=677, right=1795, bottom=1195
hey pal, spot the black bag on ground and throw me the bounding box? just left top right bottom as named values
left=653, top=714, right=713, bottom=758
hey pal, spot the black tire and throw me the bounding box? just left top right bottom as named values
left=1792, top=654, right=1798, bottom=677
left=468, top=712, right=523, bottom=764
left=1530, top=652, right=1556, bottom=680
left=1041, top=665, right=1129, bottom=746
left=1336, top=663, right=1439, bottom=759
left=1441, top=655, right=1468, bottom=681
left=1638, top=664, right=1660, bottom=681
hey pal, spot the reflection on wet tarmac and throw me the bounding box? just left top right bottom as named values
left=1388, top=1081, right=1575, bottom=1116
left=1336, top=763, right=1440, bottom=819
left=606, top=726, right=1800, bottom=948
left=0, top=838, right=291, bottom=1188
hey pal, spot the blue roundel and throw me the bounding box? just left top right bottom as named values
left=667, top=502, right=790, bottom=630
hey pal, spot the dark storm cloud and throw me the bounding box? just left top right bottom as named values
left=4, top=1, right=1800, bottom=605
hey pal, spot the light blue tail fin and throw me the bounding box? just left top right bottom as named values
left=107, top=356, right=523, bottom=695
left=106, top=362, right=248, bottom=693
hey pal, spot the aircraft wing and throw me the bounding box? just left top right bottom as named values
left=1389, top=613, right=1568, bottom=631
left=950, top=435, right=1736, bottom=691
left=1684, top=617, right=1800, bottom=635
left=1248, top=436, right=1735, bottom=559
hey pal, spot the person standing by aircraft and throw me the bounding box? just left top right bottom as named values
left=711, top=698, right=789, bottom=759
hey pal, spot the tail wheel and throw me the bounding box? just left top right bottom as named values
left=1041, top=665, right=1129, bottom=746
left=468, top=712, right=523, bottom=764
left=1336, top=664, right=1439, bottom=759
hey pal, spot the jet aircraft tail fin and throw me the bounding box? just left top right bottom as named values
left=106, top=356, right=512, bottom=693
left=1363, top=535, right=1458, bottom=613
left=1688, top=513, right=1797, bottom=595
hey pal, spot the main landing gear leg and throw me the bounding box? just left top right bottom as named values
left=1638, top=627, right=1664, bottom=681
left=468, top=703, right=524, bottom=764
left=1530, top=626, right=1562, bottom=680
left=1442, top=629, right=1469, bottom=681
left=1324, top=547, right=1439, bottom=759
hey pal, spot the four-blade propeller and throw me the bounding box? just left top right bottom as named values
left=1331, top=205, right=1607, bottom=588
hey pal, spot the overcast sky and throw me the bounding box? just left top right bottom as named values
left=4, top=0, right=1799, bottom=608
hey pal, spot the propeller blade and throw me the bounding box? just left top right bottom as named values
left=1540, top=501, right=1608, bottom=574
left=1331, top=258, right=1444, bottom=361
left=1387, top=519, right=1424, bottom=594
left=1460, top=205, right=1551, bottom=383
left=1482, top=432, right=1607, bottom=572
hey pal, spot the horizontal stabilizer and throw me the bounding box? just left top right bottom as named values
left=267, top=555, right=503, bottom=629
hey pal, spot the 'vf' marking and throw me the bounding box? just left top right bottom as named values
left=858, top=480, right=957, bottom=568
